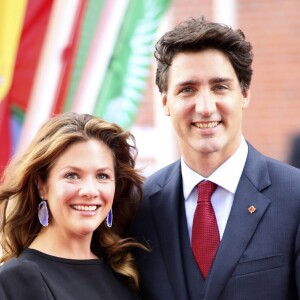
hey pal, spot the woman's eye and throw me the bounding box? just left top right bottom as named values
left=97, top=173, right=109, bottom=180
left=65, top=173, right=79, bottom=180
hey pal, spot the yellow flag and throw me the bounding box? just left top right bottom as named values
left=0, top=0, right=27, bottom=101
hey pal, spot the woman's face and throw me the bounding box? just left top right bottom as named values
left=39, top=139, right=115, bottom=239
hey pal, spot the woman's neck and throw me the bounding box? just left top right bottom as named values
left=29, top=226, right=98, bottom=259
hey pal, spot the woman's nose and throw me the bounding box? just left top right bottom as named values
left=78, top=178, right=99, bottom=198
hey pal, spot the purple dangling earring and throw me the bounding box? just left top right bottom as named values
left=106, top=209, right=113, bottom=228
left=38, top=200, right=49, bottom=227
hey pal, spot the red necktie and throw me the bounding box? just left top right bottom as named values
left=192, top=180, right=219, bottom=279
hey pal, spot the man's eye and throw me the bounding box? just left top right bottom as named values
left=181, top=87, right=193, bottom=94
left=65, top=173, right=79, bottom=179
left=214, top=85, right=227, bottom=91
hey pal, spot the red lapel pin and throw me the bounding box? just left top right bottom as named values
left=248, top=205, right=256, bottom=214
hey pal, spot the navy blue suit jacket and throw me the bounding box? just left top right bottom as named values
left=132, top=143, right=300, bottom=299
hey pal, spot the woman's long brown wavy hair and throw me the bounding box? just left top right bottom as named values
left=0, top=112, right=146, bottom=289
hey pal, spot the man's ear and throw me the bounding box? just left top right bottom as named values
left=242, top=89, right=250, bottom=108
left=162, top=94, right=170, bottom=116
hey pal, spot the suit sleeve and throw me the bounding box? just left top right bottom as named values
left=295, top=220, right=300, bottom=297
left=0, top=258, right=49, bottom=300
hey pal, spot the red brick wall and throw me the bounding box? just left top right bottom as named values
left=239, top=0, right=300, bottom=162
left=136, top=0, right=300, bottom=166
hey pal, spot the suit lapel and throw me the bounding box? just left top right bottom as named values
left=150, top=162, right=191, bottom=300
left=204, top=145, right=272, bottom=299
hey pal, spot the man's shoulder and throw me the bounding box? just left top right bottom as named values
left=144, top=160, right=181, bottom=189
left=265, top=155, right=300, bottom=181
left=248, top=142, right=300, bottom=174
left=247, top=143, right=300, bottom=190
left=254, top=145, right=300, bottom=176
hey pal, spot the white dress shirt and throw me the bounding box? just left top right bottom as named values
left=182, top=137, right=248, bottom=241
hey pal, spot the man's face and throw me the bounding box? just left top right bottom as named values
left=163, top=49, right=250, bottom=171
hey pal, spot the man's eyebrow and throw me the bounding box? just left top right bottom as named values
left=209, top=77, right=234, bottom=84
left=174, top=79, right=200, bottom=88
left=173, top=77, right=234, bottom=90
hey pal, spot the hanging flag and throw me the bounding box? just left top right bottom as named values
left=0, top=0, right=55, bottom=175
left=8, top=0, right=55, bottom=149
left=70, top=0, right=128, bottom=114
left=17, top=0, right=82, bottom=154
left=0, top=0, right=27, bottom=101
left=93, top=0, right=171, bottom=129
left=0, top=0, right=27, bottom=175
left=52, top=0, right=89, bottom=114
left=65, top=0, right=106, bottom=113
left=1, top=0, right=172, bottom=176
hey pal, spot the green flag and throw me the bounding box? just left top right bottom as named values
left=94, top=0, right=171, bottom=129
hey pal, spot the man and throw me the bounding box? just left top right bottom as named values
left=132, top=17, right=300, bottom=299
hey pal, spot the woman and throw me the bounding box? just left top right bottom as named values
left=0, top=112, right=145, bottom=299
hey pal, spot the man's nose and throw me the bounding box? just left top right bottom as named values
left=195, top=91, right=216, bottom=116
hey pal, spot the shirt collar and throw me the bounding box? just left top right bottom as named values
left=181, top=137, right=248, bottom=200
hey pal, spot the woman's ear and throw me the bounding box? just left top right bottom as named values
left=36, top=176, right=47, bottom=199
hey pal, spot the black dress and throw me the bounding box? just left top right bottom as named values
left=0, top=249, right=141, bottom=300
